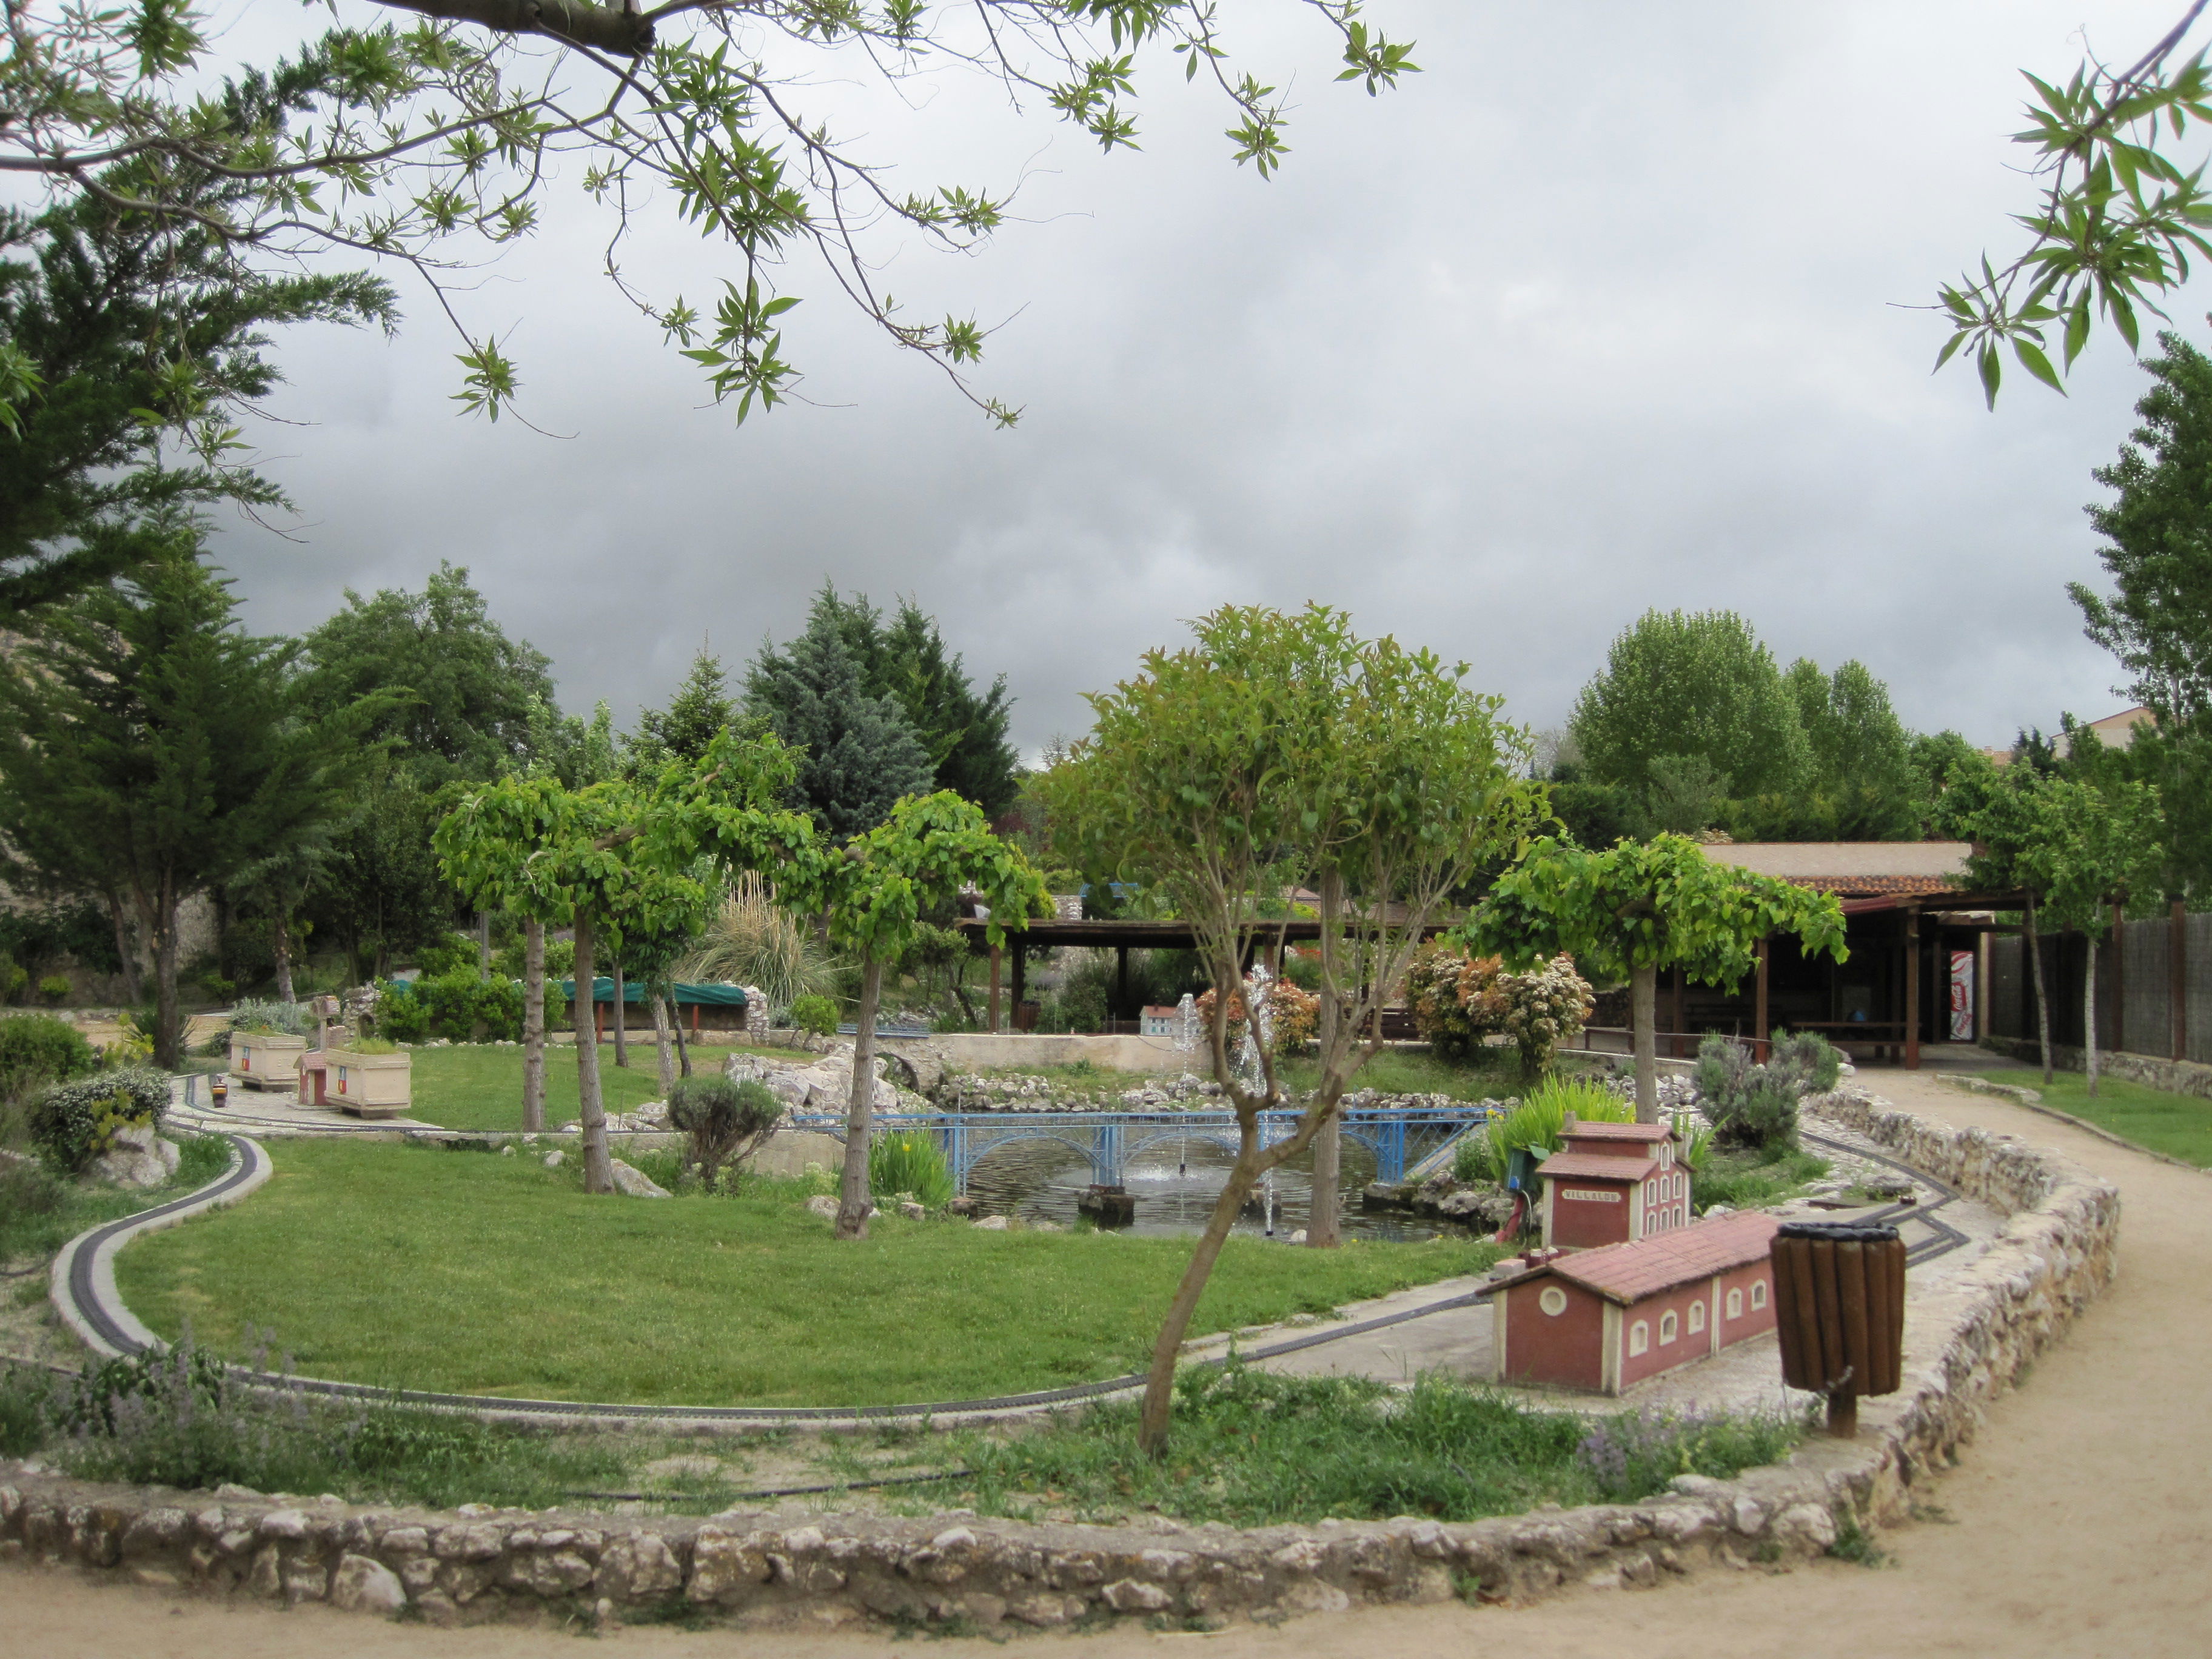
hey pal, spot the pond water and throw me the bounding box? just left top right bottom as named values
left=960, top=1133, right=1475, bottom=1243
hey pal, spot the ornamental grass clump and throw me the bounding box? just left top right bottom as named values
left=870, top=1129, right=955, bottom=1208
left=1458, top=1076, right=1634, bottom=1185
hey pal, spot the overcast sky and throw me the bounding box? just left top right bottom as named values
left=186, top=1, right=2211, bottom=756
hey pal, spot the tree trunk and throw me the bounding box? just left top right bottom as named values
left=521, top=918, right=546, bottom=1133
left=651, top=993, right=677, bottom=1094
left=611, top=954, right=628, bottom=1067
left=1307, top=868, right=1345, bottom=1249
left=836, top=955, right=885, bottom=1239
left=2025, top=897, right=2054, bottom=1086
left=2084, top=931, right=2101, bottom=1099
left=572, top=910, right=614, bottom=1193
left=109, top=893, right=142, bottom=1005
left=477, top=910, right=492, bottom=981
left=1141, top=1127, right=1265, bottom=1456
left=150, top=881, right=181, bottom=1070
left=675, top=1013, right=692, bottom=1079
left=1631, top=960, right=1660, bottom=1122
left=271, top=909, right=296, bottom=1005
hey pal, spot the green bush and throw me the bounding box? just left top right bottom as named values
left=229, top=999, right=311, bottom=1036
left=1456, top=1076, right=1634, bottom=1184
left=375, top=971, right=522, bottom=1043
left=28, top=1067, right=170, bottom=1171
left=870, top=1130, right=954, bottom=1208
left=786, top=993, right=839, bottom=1039
left=36, top=974, right=70, bottom=1005
left=0, top=1014, right=99, bottom=1102
left=1694, top=1030, right=1838, bottom=1152
left=413, top=931, right=481, bottom=976
left=0, top=960, right=26, bottom=1004
left=666, top=1074, right=783, bottom=1189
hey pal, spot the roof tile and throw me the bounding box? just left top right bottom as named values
left=1537, top=1151, right=1659, bottom=1181
left=1545, top=1213, right=1782, bottom=1304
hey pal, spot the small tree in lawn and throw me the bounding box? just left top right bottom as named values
left=1464, top=835, right=1847, bottom=1122
left=791, top=792, right=1047, bottom=1241
left=1035, top=605, right=1542, bottom=1455
left=2031, top=777, right=2164, bottom=1098
left=437, top=730, right=812, bottom=1176
left=1963, top=766, right=2061, bottom=1084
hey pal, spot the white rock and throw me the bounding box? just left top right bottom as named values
left=971, top=1215, right=1010, bottom=1230
left=499, top=1144, right=515, bottom=1157
left=95, top=1122, right=173, bottom=1188
left=899, top=1201, right=927, bottom=1221
left=329, top=1553, right=407, bottom=1615
left=607, top=1159, right=671, bottom=1198
left=805, top=1195, right=840, bottom=1219
left=1030, top=1219, right=1064, bottom=1233
left=1285, top=1229, right=1309, bottom=1244
left=543, top=1151, right=565, bottom=1168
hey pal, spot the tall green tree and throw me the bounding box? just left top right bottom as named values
left=0, top=546, right=346, bottom=1063
left=1569, top=609, right=1810, bottom=805
left=745, top=612, right=934, bottom=838
left=1464, top=835, right=1848, bottom=1121
left=793, top=793, right=1046, bottom=1241
left=0, top=141, right=391, bottom=614
left=1783, top=658, right=1920, bottom=839
left=2073, top=333, right=2212, bottom=726
left=298, top=562, right=555, bottom=784
left=1963, top=766, right=2062, bottom=1082
left=628, top=649, right=739, bottom=773
left=2034, top=776, right=2165, bottom=1097
left=1036, top=605, right=1541, bottom=1455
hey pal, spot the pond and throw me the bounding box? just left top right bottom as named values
left=961, top=1133, right=1474, bottom=1242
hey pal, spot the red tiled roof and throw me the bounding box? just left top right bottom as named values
left=1561, top=1122, right=1672, bottom=1143
left=1780, top=874, right=1962, bottom=897
left=1549, top=1213, right=1782, bottom=1304
left=1537, top=1151, right=1658, bottom=1182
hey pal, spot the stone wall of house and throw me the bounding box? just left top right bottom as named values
left=0, top=1088, right=2120, bottom=1629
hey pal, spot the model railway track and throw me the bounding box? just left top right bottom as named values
left=47, top=1123, right=1972, bottom=1430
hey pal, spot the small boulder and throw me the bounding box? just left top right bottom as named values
left=499, top=1144, right=515, bottom=1157
left=329, top=1553, right=407, bottom=1615
left=899, top=1201, right=927, bottom=1222
left=543, top=1150, right=566, bottom=1168
left=1285, top=1228, right=1308, bottom=1244
left=95, top=1123, right=176, bottom=1189
left=606, top=1158, right=671, bottom=1198
left=805, top=1194, right=840, bottom=1219
left=1030, top=1219, right=1064, bottom=1233
left=971, top=1215, right=1010, bottom=1230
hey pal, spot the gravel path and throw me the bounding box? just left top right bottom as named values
left=8, top=1070, right=2206, bottom=1655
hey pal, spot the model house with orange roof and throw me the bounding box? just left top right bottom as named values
left=1490, top=1210, right=1783, bottom=1394
left=1536, top=1118, right=1690, bottom=1249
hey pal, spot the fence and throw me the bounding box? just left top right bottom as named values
left=1988, top=908, right=2212, bottom=1064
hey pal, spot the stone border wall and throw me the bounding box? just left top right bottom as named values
left=1982, top=1032, right=2212, bottom=1101
left=0, top=1088, right=2119, bottom=1631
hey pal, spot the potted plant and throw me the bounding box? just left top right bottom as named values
left=300, top=1034, right=412, bottom=1118
left=227, top=1000, right=310, bottom=1091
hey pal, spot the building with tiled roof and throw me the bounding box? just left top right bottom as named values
left=1491, top=1212, right=1783, bottom=1395
left=1537, top=1119, right=1686, bottom=1250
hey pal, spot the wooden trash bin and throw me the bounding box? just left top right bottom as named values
left=1770, top=1221, right=1906, bottom=1437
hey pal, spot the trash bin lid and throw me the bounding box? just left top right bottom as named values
left=1776, top=1220, right=1900, bottom=1244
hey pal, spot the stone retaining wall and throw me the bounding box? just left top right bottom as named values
left=0, top=1088, right=2120, bottom=1630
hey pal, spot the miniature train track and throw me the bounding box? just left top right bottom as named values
left=47, top=1121, right=1972, bottom=1431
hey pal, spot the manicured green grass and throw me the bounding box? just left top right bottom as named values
left=1691, top=1145, right=1829, bottom=1214
left=407, top=1042, right=790, bottom=1131
left=0, top=1133, right=232, bottom=1266
left=1984, top=1067, right=2212, bottom=1167
left=116, top=1138, right=1502, bottom=1407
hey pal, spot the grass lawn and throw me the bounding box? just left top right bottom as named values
left=115, top=1138, right=1502, bottom=1407
left=1983, top=1067, right=2212, bottom=1168
left=1278, top=1047, right=1519, bottom=1102
left=1, top=1133, right=232, bottom=1268
left=407, top=1042, right=795, bottom=1131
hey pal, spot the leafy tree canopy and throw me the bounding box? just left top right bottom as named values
left=2073, top=331, right=2212, bottom=726
left=628, top=648, right=741, bottom=774
left=0, top=189, right=390, bottom=615
left=2, top=0, right=1418, bottom=428
left=1569, top=609, right=1810, bottom=803
left=745, top=600, right=936, bottom=839
left=297, top=561, right=555, bottom=784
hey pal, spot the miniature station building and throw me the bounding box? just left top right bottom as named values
left=1490, top=1211, right=1783, bottom=1395
left=1537, top=1119, right=1691, bottom=1250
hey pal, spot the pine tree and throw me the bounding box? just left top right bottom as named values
left=629, top=648, right=739, bottom=771
left=746, top=616, right=934, bottom=837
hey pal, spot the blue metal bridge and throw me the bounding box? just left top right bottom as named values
left=784, top=1105, right=1503, bottom=1193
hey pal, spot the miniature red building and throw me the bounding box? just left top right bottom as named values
left=1536, top=1119, right=1689, bottom=1249
left=1490, top=1212, right=1783, bottom=1394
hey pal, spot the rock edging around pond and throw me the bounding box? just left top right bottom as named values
left=0, top=1086, right=2117, bottom=1629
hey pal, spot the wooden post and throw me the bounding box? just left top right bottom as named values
left=1904, top=907, right=1921, bottom=1070
left=2111, top=902, right=2127, bottom=1057
left=1754, top=937, right=1770, bottom=1059
left=988, top=945, right=1002, bottom=1033
left=2174, top=897, right=2190, bottom=1064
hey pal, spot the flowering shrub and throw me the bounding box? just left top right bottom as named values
left=1574, top=1406, right=1806, bottom=1503
left=1409, top=947, right=1592, bottom=1076
left=1193, top=979, right=1320, bottom=1053
left=27, top=1067, right=169, bottom=1171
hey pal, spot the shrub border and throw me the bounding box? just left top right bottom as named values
left=5, top=1087, right=2119, bottom=1629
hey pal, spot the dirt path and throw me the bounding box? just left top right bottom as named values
left=10, top=1074, right=2208, bottom=1657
